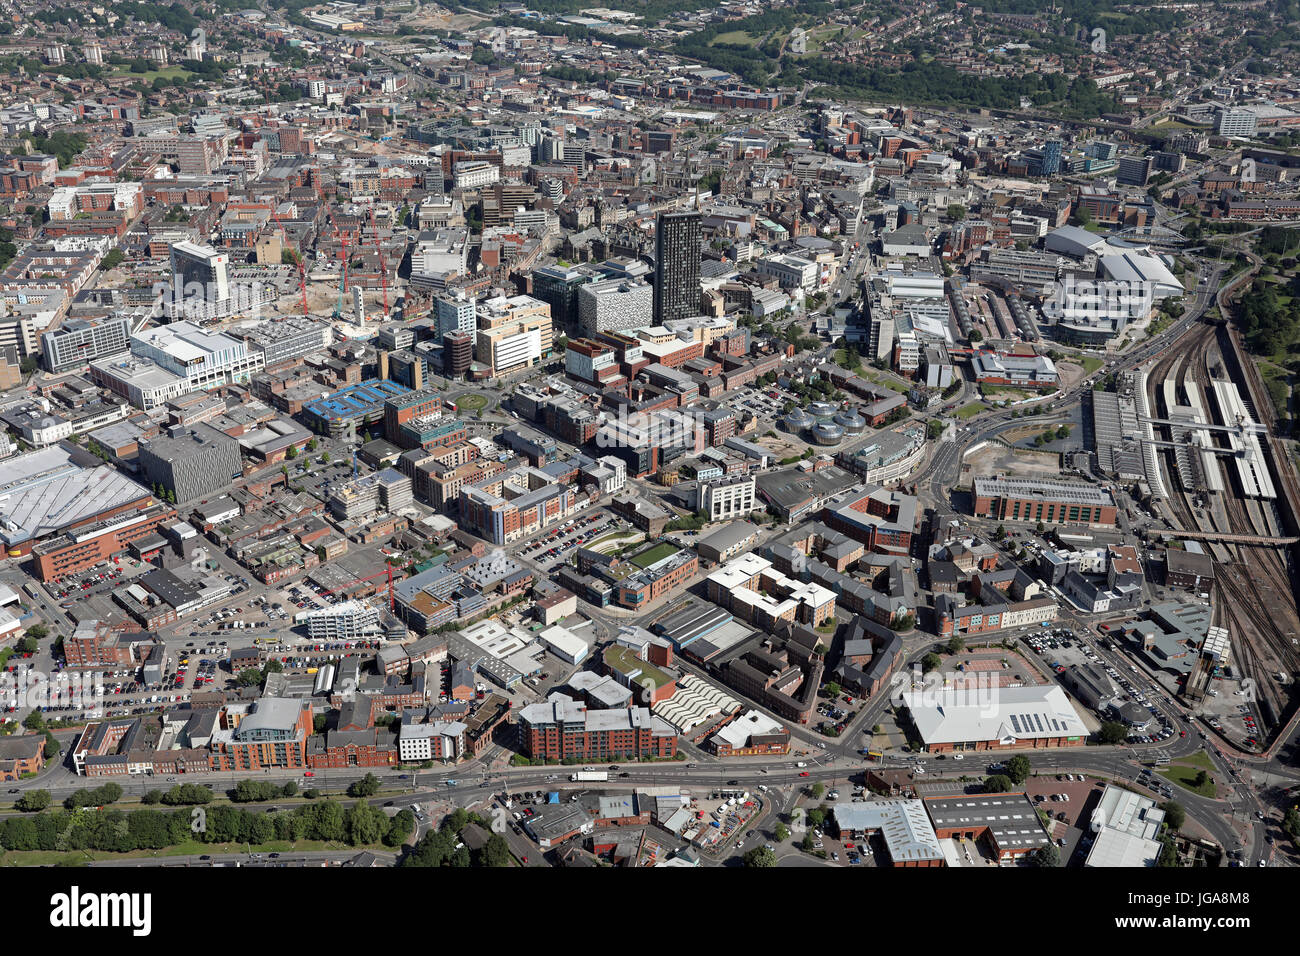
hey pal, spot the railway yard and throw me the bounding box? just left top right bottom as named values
left=1141, top=321, right=1300, bottom=742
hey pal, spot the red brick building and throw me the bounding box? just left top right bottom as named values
left=32, top=502, right=176, bottom=582
left=972, top=477, right=1117, bottom=528
left=0, top=735, right=47, bottom=780
left=516, top=695, right=678, bottom=761
left=63, top=620, right=159, bottom=669
left=210, top=698, right=314, bottom=772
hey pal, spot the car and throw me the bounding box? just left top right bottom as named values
left=303, top=771, right=315, bottom=777
left=799, top=771, right=810, bottom=777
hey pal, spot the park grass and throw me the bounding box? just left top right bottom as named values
left=1158, top=750, right=1218, bottom=798
left=107, top=66, right=194, bottom=83
left=710, top=29, right=761, bottom=46
left=1079, top=355, right=1104, bottom=375
left=589, top=530, right=644, bottom=552
left=0, top=838, right=392, bottom=867
left=979, top=384, right=1032, bottom=402
left=453, top=393, right=488, bottom=412
left=955, top=402, right=986, bottom=419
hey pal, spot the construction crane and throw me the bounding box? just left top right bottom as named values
left=334, top=234, right=350, bottom=319
left=367, top=204, right=390, bottom=318
left=312, top=174, right=353, bottom=320
left=269, top=205, right=308, bottom=317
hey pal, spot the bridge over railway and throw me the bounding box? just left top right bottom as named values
left=1153, top=530, right=1300, bottom=546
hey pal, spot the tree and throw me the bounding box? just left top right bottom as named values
left=824, top=682, right=841, bottom=698
left=1097, top=721, right=1128, bottom=745
left=14, top=789, right=50, bottom=812
left=947, top=203, right=967, bottom=221
left=1157, top=835, right=1180, bottom=867
left=22, top=710, right=44, bottom=731
left=99, top=248, right=124, bottom=271
left=1281, top=807, right=1300, bottom=843
left=384, top=808, right=415, bottom=847
left=1193, top=769, right=1209, bottom=789
left=985, top=774, right=1015, bottom=793
left=1031, top=842, right=1061, bottom=867
left=743, top=846, right=777, bottom=867
left=946, top=636, right=966, bottom=655
left=286, top=445, right=298, bottom=460
left=348, top=772, right=381, bottom=798
left=1005, top=755, right=1031, bottom=785
left=26, top=624, right=48, bottom=640
left=994, top=524, right=1007, bottom=540
left=348, top=800, right=383, bottom=846
left=477, top=832, right=511, bottom=867
left=311, top=799, right=346, bottom=842
left=1160, top=801, right=1186, bottom=831
left=810, top=782, right=826, bottom=800
left=969, top=329, right=983, bottom=343
left=774, top=823, right=790, bottom=842
left=236, top=668, right=263, bottom=687
left=921, top=652, right=943, bottom=673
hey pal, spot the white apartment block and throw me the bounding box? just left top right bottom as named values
left=701, top=475, right=758, bottom=521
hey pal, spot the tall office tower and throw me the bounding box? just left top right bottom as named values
left=653, top=210, right=701, bottom=325
left=1042, top=140, right=1062, bottom=176
left=443, top=331, right=472, bottom=378
left=433, top=292, right=476, bottom=338
left=170, top=240, right=229, bottom=307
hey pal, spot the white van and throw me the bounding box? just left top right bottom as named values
left=796, top=761, right=807, bottom=768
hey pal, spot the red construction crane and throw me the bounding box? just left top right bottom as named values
left=270, top=205, right=308, bottom=316
left=335, top=233, right=350, bottom=318
left=368, top=205, right=390, bottom=317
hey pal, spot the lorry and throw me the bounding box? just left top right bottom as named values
left=570, top=771, right=609, bottom=782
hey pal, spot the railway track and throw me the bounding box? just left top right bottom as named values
left=1142, top=320, right=1300, bottom=739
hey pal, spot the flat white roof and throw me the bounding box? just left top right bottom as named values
left=901, top=684, right=1089, bottom=745
left=538, top=624, right=589, bottom=660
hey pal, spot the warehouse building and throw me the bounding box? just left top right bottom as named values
left=899, top=684, right=1089, bottom=753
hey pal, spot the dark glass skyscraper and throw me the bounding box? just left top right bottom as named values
left=653, top=210, right=702, bottom=324
left=1042, top=139, right=1062, bottom=176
